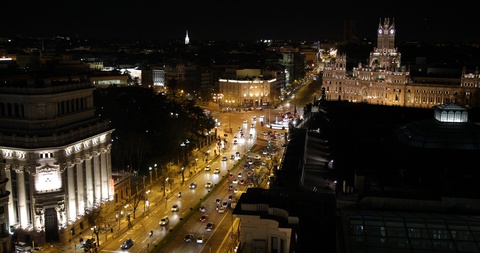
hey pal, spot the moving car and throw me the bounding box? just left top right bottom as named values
left=204, top=165, right=211, bottom=171
left=205, top=182, right=213, bottom=188
left=120, top=238, right=134, bottom=249
left=217, top=206, right=226, bottom=213
left=206, top=222, right=215, bottom=231
left=184, top=234, right=194, bottom=243
left=197, top=234, right=206, bottom=244
left=189, top=182, right=197, bottom=189
left=171, top=204, right=179, bottom=212
left=159, top=216, right=169, bottom=226
left=213, top=168, right=220, bottom=174
left=199, top=205, right=207, bottom=212
left=222, top=156, right=227, bottom=161
left=199, top=214, right=209, bottom=222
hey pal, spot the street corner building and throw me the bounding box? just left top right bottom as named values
left=0, top=76, right=114, bottom=246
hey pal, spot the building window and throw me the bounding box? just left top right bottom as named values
left=271, top=236, right=278, bottom=253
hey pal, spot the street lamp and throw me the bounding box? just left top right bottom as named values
left=181, top=167, right=185, bottom=183
left=149, top=167, right=153, bottom=186
left=164, top=178, right=169, bottom=196
left=180, top=141, right=186, bottom=164
left=195, top=157, right=198, bottom=171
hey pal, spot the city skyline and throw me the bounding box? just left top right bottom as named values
left=2, top=1, right=479, bottom=43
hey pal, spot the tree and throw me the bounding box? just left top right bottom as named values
left=85, top=203, right=111, bottom=247
left=128, top=188, right=143, bottom=221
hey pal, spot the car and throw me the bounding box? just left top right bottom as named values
left=199, top=205, right=207, bottom=212
left=120, top=238, right=134, bottom=249
left=232, top=179, right=238, bottom=184
left=237, top=172, right=242, bottom=178
left=171, top=204, right=179, bottom=212
left=254, top=155, right=261, bottom=160
left=159, top=216, right=169, bottom=226
left=230, top=154, right=235, bottom=160
left=233, top=139, right=238, bottom=145
left=199, top=214, right=209, bottom=222
left=184, top=233, right=195, bottom=243
left=222, top=156, right=227, bottom=161
left=206, top=222, right=215, bottom=231
left=239, top=179, right=245, bottom=185
left=230, top=201, right=237, bottom=209
left=205, top=182, right=213, bottom=188
left=213, top=168, right=220, bottom=174
left=217, top=206, right=226, bottom=213
left=228, top=185, right=234, bottom=191
left=243, top=119, right=248, bottom=123
left=248, top=182, right=254, bottom=188
left=204, top=165, right=211, bottom=171
left=222, top=201, right=228, bottom=208
left=233, top=188, right=238, bottom=193
left=215, top=198, right=221, bottom=205
left=196, top=234, right=206, bottom=244
left=228, top=173, right=234, bottom=179
left=189, top=182, right=197, bottom=189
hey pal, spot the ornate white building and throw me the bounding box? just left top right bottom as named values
left=322, top=18, right=480, bottom=108
left=0, top=77, right=114, bottom=244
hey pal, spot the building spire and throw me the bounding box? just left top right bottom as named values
left=185, top=30, right=190, bottom=45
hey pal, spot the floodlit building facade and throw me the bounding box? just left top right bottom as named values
left=218, top=69, right=285, bottom=108
left=322, top=18, right=480, bottom=108
left=0, top=77, right=114, bottom=244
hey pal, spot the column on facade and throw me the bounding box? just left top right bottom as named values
left=106, top=146, right=113, bottom=200
left=100, top=149, right=109, bottom=201
left=67, top=164, right=77, bottom=222
left=6, top=168, right=14, bottom=229
left=75, top=162, right=84, bottom=215
left=93, top=152, right=101, bottom=205
left=85, top=155, right=94, bottom=209
left=16, top=169, right=28, bottom=228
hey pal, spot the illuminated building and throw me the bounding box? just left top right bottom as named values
left=218, top=69, right=285, bottom=108
left=322, top=18, right=480, bottom=108
left=0, top=77, right=114, bottom=244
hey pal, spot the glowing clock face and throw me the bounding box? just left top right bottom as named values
left=378, top=29, right=383, bottom=34
left=389, top=29, right=395, bottom=34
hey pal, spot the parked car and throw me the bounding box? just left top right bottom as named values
left=204, top=165, right=211, bottom=171
left=205, top=182, right=213, bottom=188
left=189, top=182, right=197, bottom=189
left=199, top=205, right=207, bottom=212
left=120, top=238, right=134, bottom=249
left=159, top=216, right=169, bottom=226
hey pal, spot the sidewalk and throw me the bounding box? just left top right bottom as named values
left=60, top=135, right=222, bottom=252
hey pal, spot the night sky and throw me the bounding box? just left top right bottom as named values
left=2, top=1, right=478, bottom=43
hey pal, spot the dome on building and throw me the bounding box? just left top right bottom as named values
left=394, top=104, right=480, bottom=150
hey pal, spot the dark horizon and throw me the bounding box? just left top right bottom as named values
left=2, top=1, right=479, bottom=43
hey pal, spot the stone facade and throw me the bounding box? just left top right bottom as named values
left=322, top=18, right=480, bottom=108
left=0, top=78, right=114, bottom=245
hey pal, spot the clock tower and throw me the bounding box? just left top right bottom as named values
left=369, top=18, right=401, bottom=70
